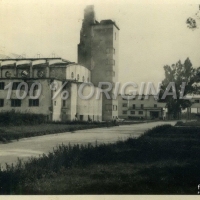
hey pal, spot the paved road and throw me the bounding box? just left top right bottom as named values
left=0, top=121, right=176, bottom=169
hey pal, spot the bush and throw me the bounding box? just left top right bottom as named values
left=0, top=111, right=47, bottom=126
left=128, top=116, right=142, bottom=120
left=141, top=124, right=173, bottom=137
left=175, top=121, right=184, bottom=126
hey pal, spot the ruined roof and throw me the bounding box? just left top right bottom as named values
left=0, top=53, right=21, bottom=59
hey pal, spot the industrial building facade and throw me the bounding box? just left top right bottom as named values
left=0, top=58, right=102, bottom=121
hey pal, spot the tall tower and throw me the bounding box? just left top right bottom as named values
left=78, top=5, right=120, bottom=121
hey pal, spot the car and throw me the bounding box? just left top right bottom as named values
left=117, top=118, right=125, bottom=122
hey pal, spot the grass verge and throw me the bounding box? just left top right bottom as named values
left=175, top=120, right=200, bottom=127
left=0, top=122, right=114, bottom=143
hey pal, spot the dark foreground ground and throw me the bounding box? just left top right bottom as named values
left=0, top=121, right=176, bottom=169
left=0, top=124, right=200, bottom=194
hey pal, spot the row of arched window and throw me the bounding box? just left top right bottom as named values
left=71, top=72, right=90, bottom=82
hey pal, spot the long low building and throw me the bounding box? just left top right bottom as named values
left=0, top=57, right=102, bottom=122
left=118, top=94, right=166, bottom=120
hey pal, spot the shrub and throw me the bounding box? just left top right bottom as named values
left=0, top=111, right=47, bottom=126
left=141, top=124, right=173, bottom=137
left=175, top=121, right=184, bottom=126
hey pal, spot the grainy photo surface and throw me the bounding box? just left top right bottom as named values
left=0, top=0, right=200, bottom=196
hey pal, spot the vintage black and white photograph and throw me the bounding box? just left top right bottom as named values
left=0, top=0, right=200, bottom=195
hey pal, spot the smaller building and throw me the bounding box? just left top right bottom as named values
left=118, top=94, right=166, bottom=120
left=190, top=96, right=200, bottom=111
left=185, top=95, right=200, bottom=120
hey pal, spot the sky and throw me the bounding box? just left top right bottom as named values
left=0, top=0, right=200, bottom=87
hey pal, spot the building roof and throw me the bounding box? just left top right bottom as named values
left=16, top=60, right=32, bottom=67
left=92, top=19, right=120, bottom=30
left=0, top=57, right=72, bottom=65
left=99, top=20, right=120, bottom=30
left=0, top=57, right=91, bottom=72
left=0, top=57, right=62, bottom=61
left=129, top=107, right=165, bottom=110
left=1, top=60, right=16, bottom=67
left=32, top=59, right=47, bottom=66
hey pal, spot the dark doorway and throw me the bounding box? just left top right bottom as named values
left=150, top=111, right=159, bottom=118
left=80, top=115, right=83, bottom=121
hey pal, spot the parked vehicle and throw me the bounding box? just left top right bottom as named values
left=117, top=118, right=125, bottom=122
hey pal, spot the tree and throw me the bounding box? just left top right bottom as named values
left=160, top=58, right=200, bottom=119
left=186, top=5, right=200, bottom=30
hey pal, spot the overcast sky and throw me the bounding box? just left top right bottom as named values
left=0, top=0, right=200, bottom=87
